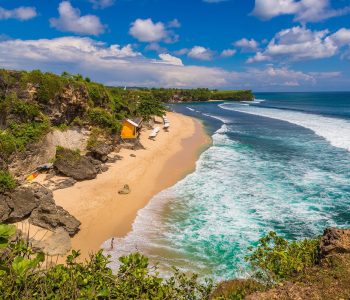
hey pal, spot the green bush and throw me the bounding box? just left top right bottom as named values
left=0, top=234, right=213, bottom=299
left=11, top=100, right=41, bottom=122
left=0, top=171, right=16, bottom=193
left=0, top=120, right=50, bottom=160
left=135, top=94, right=166, bottom=120
left=245, top=231, right=320, bottom=282
left=88, top=107, right=121, bottom=133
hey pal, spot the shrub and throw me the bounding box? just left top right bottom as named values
left=245, top=231, right=320, bottom=282
left=11, top=101, right=41, bottom=122
left=0, top=171, right=16, bottom=193
left=135, top=94, right=166, bottom=120
left=88, top=107, right=121, bottom=133
left=0, top=233, right=213, bottom=299
left=211, top=279, right=265, bottom=300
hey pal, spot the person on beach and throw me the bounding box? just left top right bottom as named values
left=110, top=237, right=115, bottom=250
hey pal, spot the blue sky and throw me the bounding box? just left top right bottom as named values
left=1, top=0, right=350, bottom=91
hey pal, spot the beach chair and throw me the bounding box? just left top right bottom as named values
left=149, top=127, right=160, bottom=140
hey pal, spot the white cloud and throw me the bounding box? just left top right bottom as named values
left=248, top=26, right=340, bottom=63
left=0, top=6, right=37, bottom=21
left=50, top=1, right=105, bottom=35
left=252, top=0, right=350, bottom=23
left=188, top=46, right=214, bottom=60
left=234, top=38, right=259, bottom=52
left=330, top=28, right=350, bottom=46
left=220, top=49, right=236, bottom=57
left=88, top=0, right=115, bottom=9
left=174, top=48, right=190, bottom=56
left=158, top=53, right=183, bottom=66
left=168, top=19, right=181, bottom=28
left=0, top=36, right=345, bottom=90
left=129, top=18, right=179, bottom=43
left=145, top=43, right=168, bottom=53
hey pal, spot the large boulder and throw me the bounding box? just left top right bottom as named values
left=31, top=227, right=72, bottom=256
left=29, top=202, right=81, bottom=236
left=88, top=143, right=113, bottom=162
left=319, top=228, right=350, bottom=257
left=0, top=195, right=11, bottom=222
left=4, top=186, right=40, bottom=222
left=54, top=147, right=100, bottom=181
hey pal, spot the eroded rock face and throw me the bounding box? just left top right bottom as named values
left=88, top=143, right=113, bottom=162
left=320, top=228, right=350, bottom=257
left=31, top=227, right=72, bottom=256
left=29, top=203, right=80, bottom=236
left=40, top=85, right=89, bottom=126
left=54, top=147, right=100, bottom=181
left=0, top=195, right=11, bottom=222
left=4, top=187, right=40, bottom=222
left=0, top=183, right=80, bottom=236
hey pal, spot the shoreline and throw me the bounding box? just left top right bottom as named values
left=53, top=112, right=211, bottom=259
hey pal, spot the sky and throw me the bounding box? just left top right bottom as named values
left=0, top=0, right=350, bottom=91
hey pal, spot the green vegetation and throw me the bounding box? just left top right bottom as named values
left=0, top=224, right=213, bottom=299
left=245, top=231, right=320, bottom=282
left=0, top=171, right=16, bottom=193
left=212, top=232, right=321, bottom=299
left=88, top=107, right=121, bottom=133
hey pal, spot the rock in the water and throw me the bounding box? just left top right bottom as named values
left=30, top=203, right=81, bottom=236
left=89, top=143, right=113, bottom=162
left=320, top=228, right=350, bottom=257
left=54, top=147, right=99, bottom=181
left=5, top=186, right=40, bottom=222
left=118, top=184, right=131, bottom=195
left=31, top=227, right=72, bottom=256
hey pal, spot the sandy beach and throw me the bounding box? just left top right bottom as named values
left=53, top=112, right=210, bottom=259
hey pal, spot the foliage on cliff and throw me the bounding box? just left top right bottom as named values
left=0, top=224, right=213, bottom=299
left=0, top=69, right=166, bottom=163
left=0, top=170, right=16, bottom=193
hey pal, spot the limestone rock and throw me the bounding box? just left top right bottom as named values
left=52, top=178, right=77, bottom=191
left=29, top=203, right=81, bottom=236
left=54, top=147, right=99, bottom=181
left=89, top=143, right=113, bottom=162
left=118, top=184, right=130, bottom=195
left=5, top=186, right=40, bottom=222
left=0, top=195, right=11, bottom=222
left=31, top=228, right=72, bottom=256
left=320, top=228, right=350, bottom=257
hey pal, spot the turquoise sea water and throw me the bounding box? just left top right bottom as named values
left=104, top=92, right=350, bottom=280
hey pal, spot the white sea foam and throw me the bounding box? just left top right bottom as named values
left=186, top=107, right=195, bottom=111
left=219, top=103, right=350, bottom=152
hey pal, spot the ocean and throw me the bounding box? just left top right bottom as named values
left=104, top=92, right=350, bottom=280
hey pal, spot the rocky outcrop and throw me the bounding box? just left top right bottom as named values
left=30, top=203, right=80, bottom=236
left=31, top=227, right=72, bottom=256
left=39, top=85, right=89, bottom=126
left=320, top=228, right=350, bottom=257
left=245, top=228, right=350, bottom=300
left=54, top=147, right=100, bottom=181
left=0, top=195, right=11, bottom=222
left=3, top=186, right=41, bottom=222
left=0, top=183, right=80, bottom=236
left=88, top=143, right=113, bottom=162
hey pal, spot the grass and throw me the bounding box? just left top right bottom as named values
left=0, top=170, right=16, bottom=193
